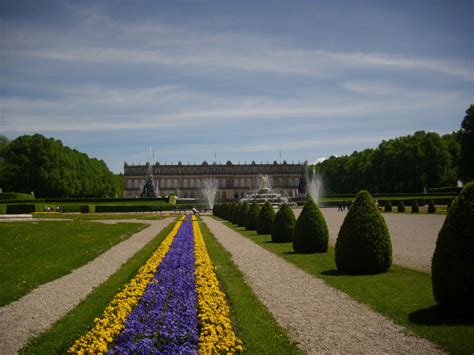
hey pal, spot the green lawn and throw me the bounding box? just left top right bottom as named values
left=32, top=212, right=170, bottom=220
left=222, top=221, right=474, bottom=354
left=21, top=221, right=176, bottom=354
left=0, top=221, right=147, bottom=307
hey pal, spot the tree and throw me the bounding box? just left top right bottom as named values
left=293, top=197, right=328, bottom=253
left=256, top=202, right=275, bottom=235
left=431, top=182, right=474, bottom=315
left=0, top=135, right=9, bottom=157
left=459, top=105, right=474, bottom=183
left=271, top=204, right=296, bottom=243
left=238, top=202, right=249, bottom=227
left=1, top=134, right=121, bottom=197
left=335, top=190, right=392, bottom=274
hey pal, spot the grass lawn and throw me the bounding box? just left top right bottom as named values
left=199, top=220, right=301, bottom=354
left=0, top=221, right=147, bottom=307
left=32, top=212, right=172, bottom=220
left=222, top=220, right=474, bottom=354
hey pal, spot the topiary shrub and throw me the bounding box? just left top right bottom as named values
left=238, top=202, right=249, bottom=227
left=293, top=197, right=328, bottom=253
left=384, top=200, right=392, bottom=212
left=335, top=190, right=392, bottom=274
left=245, top=202, right=260, bottom=230
left=431, top=182, right=474, bottom=316
left=257, top=202, right=275, bottom=235
left=411, top=199, right=419, bottom=213
left=231, top=203, right=240, bottom=224
left=397, top=200, right=405, bottom=213
left=271, top=203, right=296, bottom=243
left=428, top=200, right=436, bottom=213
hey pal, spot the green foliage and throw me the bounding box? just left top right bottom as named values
left=168, top=194, right=176, bottom=205
left=231, top=203, right=241, bottom=224
left=245, top=203, right=260, bottom=230
left=0, top=135, right=9, bottom=156
left=6, top=204, right=39, bottom=214
left=238, top=202, right=249, bottom=227
left=432, top=182, right=474, bottom=315
left=293, top=197, right=328, bottom=253
left=80, top=205, right=95, bottom=213
left=335, top=190, right=392, bottom=274
left=315, top=130, right=459, bottom=193
left=257, top=202, right=275, bottom=235
left=0, top=204, right=6, bottom=214
left=94, top=205, right=166, bottom=213
left=384, top=200, right=392, bottom=212
left=411, top=199, right=419, bottom=213
left=0, top=192, right=34, bottom=200
left=397, top=200, right=405, bottom=213
left=1, top=134, right=120, bottom=198
left=459, top=105, right=474, bottom=182
left=271, top=204, right=296, bottom=243
left=427, top=200, right=436, bottom=213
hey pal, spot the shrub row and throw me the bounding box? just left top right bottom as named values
left=6, top=204, right=40, bottom=214
left=0, top=192, right=34, bottom=200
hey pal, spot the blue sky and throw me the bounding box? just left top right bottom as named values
left=1, top=0, right=473, bottom=173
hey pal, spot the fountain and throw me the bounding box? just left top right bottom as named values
left=141, top=147, right=157, bottom=198
left=240, top=174, right=296, bottom=208
left=307, top=167, right=323, bottom=205
left=202, top=178, right=219, bottom=209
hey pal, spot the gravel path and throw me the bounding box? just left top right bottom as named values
left=0, top=218, right=173, bottom=354
left=202, top=217, right=443, bottom=354
left=293, top=208, right=445, bottom=273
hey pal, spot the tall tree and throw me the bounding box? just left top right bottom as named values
left=459, top=105, right=474, bottom=183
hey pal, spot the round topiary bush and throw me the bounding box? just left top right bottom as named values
left=245, top=202, right=260, bottom=230
left=397, top=200, right=405, bottom=213
left=384, top=200, right=392, bottom=212
left=335, top=190, right=392, bottom=274
left=238, top=202, right=249, bottom=227
left=257, top=202, right=275, bottom=235
left=293, top=197, right=328, bottom=253
left=271, top=203, right=296, bottom=243
left=428, top=200, right=436, bottom=213
left=431, top=182, right=474, bottom=315
left=411, top=199, right=419, bottom=213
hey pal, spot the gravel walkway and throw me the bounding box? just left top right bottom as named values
left=0, top=218, right=173, bottom=354
left=293, top=208, right=445, bottom=273
left=202, top=217, right=443, bottom=354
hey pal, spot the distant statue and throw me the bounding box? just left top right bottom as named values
left=258, top=175, right=272, bottom=193
left=141, top=175, right=156, bottom=197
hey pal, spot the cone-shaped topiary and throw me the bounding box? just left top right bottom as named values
left=428, top=200, right=436, bottom=213
left=397, top=200, right=405, bottom=213
left=293, top=197, right=329, bottom=253
left=384, top=200, right=392, bottom=212
left=245, top=202, right=260, bottom=230
left=335, top=190, right=392, bottom=274
left=411, top=199, right=419, bottom=213
left=431, top=182, right=474, bottom=315
left=271, top=203, right=296, bottom=243
left=257, top=202, right=275, bottom=235
left=232, top=203, right=242, bottom=224
left=238, top=202, right=249, bottom=227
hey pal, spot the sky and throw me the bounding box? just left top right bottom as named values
left=1, top=0, right=473, bottom=173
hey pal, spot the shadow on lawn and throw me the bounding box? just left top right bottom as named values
left=409, top=305, right=474, bottom=326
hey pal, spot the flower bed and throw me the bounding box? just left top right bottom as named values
left=69, top=215, right=242, bottom=353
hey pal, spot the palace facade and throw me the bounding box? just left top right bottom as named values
left=123, top=160, right=307, bottom=200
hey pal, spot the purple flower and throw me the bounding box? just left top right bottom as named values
left=109, top=218, right=199, bottom=354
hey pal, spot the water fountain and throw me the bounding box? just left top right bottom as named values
left=307, top=168, right=323, bottom=205
left=202, top=178, right=219, bottom=209
left=240, top=174, right=296, bottom=208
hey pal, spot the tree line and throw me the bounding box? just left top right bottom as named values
left=314, top=105, right=474, bottom=194
left=0, top=134, right=122, bottom=198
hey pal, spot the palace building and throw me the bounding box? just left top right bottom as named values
left=123, top=160, right=308, bottom=200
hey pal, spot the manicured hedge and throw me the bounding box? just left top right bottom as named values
left=95, top=205, right=167, bottom=213
left=0, top=204, right=6, bottom=214
left=80, top=205, right=96, bottom=213
left=59, top=204, right=82, bottom=213
left=6, top=204, right=39, bottom=214
left=0, top=192, right=34, bottom=200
